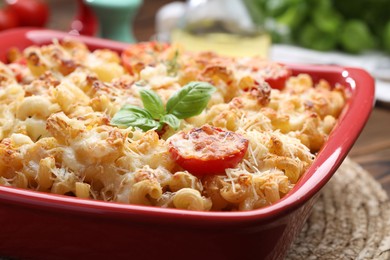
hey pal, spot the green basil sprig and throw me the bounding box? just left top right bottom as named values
left=111, top=81, right=216, bottom=131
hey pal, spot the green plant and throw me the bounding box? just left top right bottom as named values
left=111, top=81, right=216, bottom=131
left=249, top=0, right=390, bottom=53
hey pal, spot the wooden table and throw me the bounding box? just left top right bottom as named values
left=48, top=0, right=390, bottom=196
left=348, top=106, right=390, bottom=195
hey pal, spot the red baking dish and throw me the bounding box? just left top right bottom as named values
left=0, top=28, right=375, bottom=260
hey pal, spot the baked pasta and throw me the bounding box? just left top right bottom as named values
left=0, top=40, right=346, bottom=211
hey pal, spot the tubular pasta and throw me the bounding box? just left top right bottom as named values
left=0, top=40, right=347, bottom=211
left=173, top=188, right=211, bottom=211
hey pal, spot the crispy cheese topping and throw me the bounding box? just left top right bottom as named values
left=0, top=40, right=346, bottom=211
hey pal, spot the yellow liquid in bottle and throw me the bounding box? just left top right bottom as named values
left=171, top=29, right=271, bottom=58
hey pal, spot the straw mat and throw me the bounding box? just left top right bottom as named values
left=286, top=158, right=390, bottom=259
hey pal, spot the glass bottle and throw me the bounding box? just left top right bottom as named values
left=171, top=0, right=271, bottom=58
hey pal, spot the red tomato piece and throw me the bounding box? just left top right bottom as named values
left=247, top=60, right=292, bottom=90
left=121, top=42, right=169, bottom=75
left=263, top=66, right=292, bottom=90
left=6, top=0, right=49, bottom=27
left=168, top=125, right=249, bottom=176
left=8, top=63, right=25, bottom=82
left=0, top=8, right=19, bottom=31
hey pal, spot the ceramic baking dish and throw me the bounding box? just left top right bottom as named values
left=0, top=28, right=375, bottom=260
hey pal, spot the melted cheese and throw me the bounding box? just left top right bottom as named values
left=0, top=40, right=346, bottom=211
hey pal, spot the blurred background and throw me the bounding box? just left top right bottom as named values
left=2, top=0, right=390, bottom=54
left=44, top=0, right=170, bottom=41
left=3, top=0, right=389, bottom=52
left=1, top=0, right=178, bottom=41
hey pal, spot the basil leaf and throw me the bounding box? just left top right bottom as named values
left=111, top=82, right=215, bottom=133
left=130, top=118, right=162, bottom=132
left=160, top=114, right=180, bottom=130
left=166, top=82, right=216, bottom=119
left=111, top=105, right=161, bottom=131
left=119, top=104, right=154, bottom=118
left=139, top=89, right=165, bottom=119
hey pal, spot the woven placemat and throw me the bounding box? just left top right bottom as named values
left=286, top=157, right=390, bottom=260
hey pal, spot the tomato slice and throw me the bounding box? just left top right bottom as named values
left=244, top=60, right=292, bottom=90
left=263, top=66, right=292, bottom=90
left=121, top=42, right=170, bottom=75
left=168, top=125, right=249, bottom=176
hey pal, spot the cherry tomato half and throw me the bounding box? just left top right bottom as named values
left=263, top=66, right=292, bottom=90
left=0, top=8, right=19, bottom=31
left=249, top=61, right=292, bottom=90
left=168, top=125, right=249, bottom=176
left=6, top=0, right=49, bottom=27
